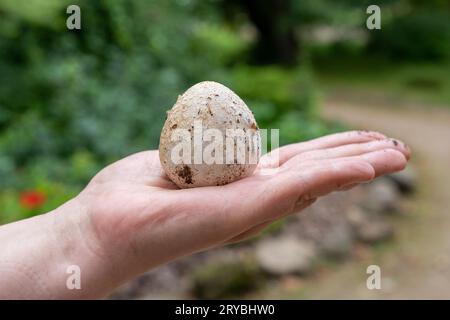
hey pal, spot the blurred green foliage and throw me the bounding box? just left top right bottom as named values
left=369, top=10, right=450, bottom=61
left=190, top=257, right=264, bottom=299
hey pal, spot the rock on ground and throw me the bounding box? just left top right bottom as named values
left=319, top=222, right=354, bottom=258
left=361, top=178, right=401, bottom=214
left=255, top=236, right=318, bottom=275
left=346, top=206, right=394, bottom=243
left=387, top=165, right=417, bottom=194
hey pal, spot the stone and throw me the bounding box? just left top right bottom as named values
left=362, top=178, right=400, bottom=214
left=345, top=206, right=394, bottom=244
left=355, top=218, right=394, bottom=244
left=319, top=222, right=354, bottom=258
left=387, top=166, right=417, bottom=194
left=345, top=206, right=369, bottom=227
left=255, top=236, right=317, bottom=275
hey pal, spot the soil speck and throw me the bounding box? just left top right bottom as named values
left=176, top=165, right=193, bottom=184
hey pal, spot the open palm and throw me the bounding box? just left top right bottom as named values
left=75, top=130, right=409, bottom=276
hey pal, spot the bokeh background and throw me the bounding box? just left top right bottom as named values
left=1, top=0, right=449, bottom=299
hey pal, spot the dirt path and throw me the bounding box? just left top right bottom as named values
left=296, top=100, right=450, bottom=299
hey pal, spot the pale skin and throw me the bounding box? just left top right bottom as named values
left=0, top=130, right=410, bottom=299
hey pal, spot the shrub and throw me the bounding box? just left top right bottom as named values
left=368, top=10, right=450, bottom=61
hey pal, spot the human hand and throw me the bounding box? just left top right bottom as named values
left=0, top=130, right=410, bottom=299
left=71, top=130, right=409, bottom=293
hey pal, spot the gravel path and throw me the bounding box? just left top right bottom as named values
left=300, top=100, right=450, bottom=299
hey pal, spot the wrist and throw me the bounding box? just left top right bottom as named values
left=44, top=197, right=126, bottom=298
left=0, top=197, right=124, bottom=299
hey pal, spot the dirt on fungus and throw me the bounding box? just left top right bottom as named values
left=176, top=165, right=193, bottom=185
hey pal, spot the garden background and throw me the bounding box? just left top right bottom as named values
left=1, top=0, right=450, bottom=299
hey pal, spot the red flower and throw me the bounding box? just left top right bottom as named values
left=20, top=190, right=46, bottom=209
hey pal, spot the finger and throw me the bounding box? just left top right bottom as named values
left=284, top=138, right=410, bottom=166
left=260, top=130, right=386, bottom=168
left=289, top=159, right=377, bottom=201
left=343, top=149, right=407, bottom=178
left=229, top=159, right=375, bottom=229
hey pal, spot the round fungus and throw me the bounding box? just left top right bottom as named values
left=159, top=81, right=261, bottom=188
